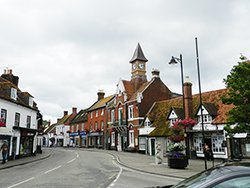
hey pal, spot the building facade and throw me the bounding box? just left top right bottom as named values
left=0, top=69, right=40, bottom=160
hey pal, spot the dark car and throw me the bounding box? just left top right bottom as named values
left=165, top=162, right=250, bottom=188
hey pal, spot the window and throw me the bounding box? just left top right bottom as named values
left=0, top=109, right=7, bottom=127
left=213, top=176, right=250, bottom=188
left=129, top=130, right=134, bottom=147
left=101, top=109, right=104, bottom=116
left=95, top=122, right=98, bottom=130
left=101, top=121, right=104, bottom=130
left=90, top=112, right=93, bottom=119
left=212, top=135, right=225, bottom=153
left=27, top=115, right=31, bottom=128
left=170, top=118, right=178, bottom=126
left=96, top=110, right=98, bottom=117
left=144, top=119, right=151, bottom=127
left=111, top=132, right=115, bottom=146
left=118, top=108, right=123, bottom=125
left=15, top=113, right=20, bottom=127
left=139, top=137, right=146, bottom=150
left=198, top=115, right=212, bottom=123
left=194, top=136, right=203, bottom=152
left=29, top=97, right=33, bottom=107
left=11, top=88, right=17, bottom=100
left=111, top=110, right=115, bottom=123
left=128, top=105, right=133, bottom=119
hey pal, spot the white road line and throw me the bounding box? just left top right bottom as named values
left=67, top=158, right=76, bottom=164
left=107, top=160, right=123, bottom=188
left=7, top=177, right=35, bottom=188
left=75, top=152, right=79, bottom=158
left=44, top=165, right=62, bottom=174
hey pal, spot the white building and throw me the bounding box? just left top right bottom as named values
left=0, top=69, right=40, bottom=160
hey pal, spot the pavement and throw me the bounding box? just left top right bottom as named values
left=0, top=147, right=224, bottom=179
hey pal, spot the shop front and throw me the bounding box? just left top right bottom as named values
left=14, top=126, right=37, bottom=157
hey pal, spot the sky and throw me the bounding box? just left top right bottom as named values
left=0, top=1, right=249, bottom=123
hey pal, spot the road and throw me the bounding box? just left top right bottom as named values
left=0, top=148, right=181, bottom=188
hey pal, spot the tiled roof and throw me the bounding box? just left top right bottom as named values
left=44, top=123, right=57, bottom=134
left=88, top=95, right=115, bottom=111
left=148, top=88, right=233, bottom=127
left=57, top=115, right=70, bottom=125
left=0, top=76, right=37, bottom=110
left=70, top=109, right=88, bottom=124
left=122, top=80, right=135, bottom=99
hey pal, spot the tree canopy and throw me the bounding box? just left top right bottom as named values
left=223, top=55, right=250, bottom=135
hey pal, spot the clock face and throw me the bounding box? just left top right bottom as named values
left=139, top=63, right=144, bottom=69
left=132, top=63, right=137, bottom=70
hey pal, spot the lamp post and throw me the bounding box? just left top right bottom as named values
left=195, top=37, right=207, bottom=170
left=169, top=54, right=188, bottom=157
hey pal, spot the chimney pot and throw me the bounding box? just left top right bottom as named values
left=64, top=111, right=68, bottom=116
left=72, top=107, right=77, bottom=114
left=97, top=90, right=105, bottom=101
left=151, top=69, right=160, bottom=78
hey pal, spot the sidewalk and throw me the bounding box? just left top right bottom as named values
left=100, top=149, right=222, bottom=179
left=0, top=148, right=52, bottom=170
left=0, top=147, right=223, bottom=179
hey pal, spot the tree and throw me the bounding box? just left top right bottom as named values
left=222, top=55, right=250, bottom=134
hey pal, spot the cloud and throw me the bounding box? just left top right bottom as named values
left=0, top=0, right=249, bottom=122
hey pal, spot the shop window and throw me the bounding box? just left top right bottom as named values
left=212, top=135, right=225, bottom=153
left=194, top=136, right=203, bottom=152
left=139, top=137, right=146, bottom=151
left=15, top=113, right=20, bottom=127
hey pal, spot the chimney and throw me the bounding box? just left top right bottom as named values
left=184, top=76, right=193, bottom=118
left=151, top=69, right=160, bottom=78
left=72, top=107, right=77, bottom=114
left=64, top=111, right=68, bottom=116
left=1, top=69, right=19, bottom=87
left=97, top=90, right=105, bottom=101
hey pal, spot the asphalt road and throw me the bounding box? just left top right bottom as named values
left=0, top=148, right=180, bottom=188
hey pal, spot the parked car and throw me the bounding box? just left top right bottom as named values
left=162, top=162, right=250, bottom=188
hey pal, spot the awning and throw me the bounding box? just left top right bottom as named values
left=234, top=133, right=247, bottom=138
left=112, top=125, right=127, bottom=133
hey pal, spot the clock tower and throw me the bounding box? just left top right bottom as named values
left=130, top=43, right=148, bottom=81
left=130, top=43, right=148, bottom=91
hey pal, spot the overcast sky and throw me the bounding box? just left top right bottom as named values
left=0, top=1, right=249, bottom=123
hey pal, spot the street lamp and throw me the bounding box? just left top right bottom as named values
left=169, top=54, right=185, bottom=118
left=169, top=54, right=188, bottom=157
left=195, top=37, right=207, bottom=170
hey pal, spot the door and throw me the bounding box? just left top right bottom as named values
left=151, top=139, right=155, bottom=156
left=231, top=138, right=242, bottom=160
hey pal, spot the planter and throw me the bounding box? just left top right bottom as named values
left=168, top=152, right=188, bottom=169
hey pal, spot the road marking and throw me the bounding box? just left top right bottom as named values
left=44, top=165, right=62, bottom=174
left=107, top=161, right=123, bottom=188
left=75, top=152, right=79, bottom=158
left=7, top=177, right=35, bottom=188
left=67, top=158, right=76, bottom=164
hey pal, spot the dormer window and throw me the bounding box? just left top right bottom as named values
left=196, top=103, right=217, bottom=124
left=11, top=88, right=17, bottom=100
left=29, top=97, right=33, bottom=107
left=198, top=115, right=212, bottom=123
left=170, top=118, right=178, bottom=126
left=144, top=118, right=151, bottom=127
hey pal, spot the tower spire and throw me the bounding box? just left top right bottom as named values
left=129, top=43, right=148, bottom=63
